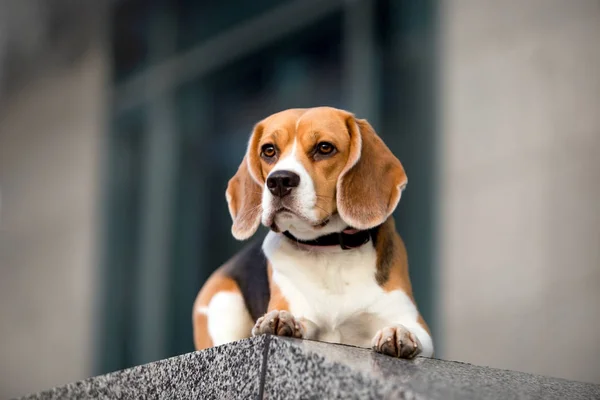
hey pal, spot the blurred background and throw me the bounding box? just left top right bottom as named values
left=0, top=0, right=599, bottom=397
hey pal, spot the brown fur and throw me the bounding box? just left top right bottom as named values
left=226, top=157, right=263, bottom=240
left=375, top=218, right=412, bottom=294
left=337, top=118, right=407, bottom=229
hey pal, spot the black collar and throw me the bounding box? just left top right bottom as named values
left=282, top=228, right=375, bottom=250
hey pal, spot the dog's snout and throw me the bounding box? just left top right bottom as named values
left=266, top=170, right=300, bottom=198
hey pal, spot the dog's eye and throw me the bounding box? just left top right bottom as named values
left=261, top=144, right=276, bottom=158
left=316, top=142, right=335, bottom=155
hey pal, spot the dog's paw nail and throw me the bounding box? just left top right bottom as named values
left=372, top=325, right=422, bottom=359
left=254, top=310, right=304, bottom=339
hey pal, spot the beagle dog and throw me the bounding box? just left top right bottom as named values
left=192, top=107, right=433, bottom=359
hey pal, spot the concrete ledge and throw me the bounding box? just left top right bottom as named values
left=19, top=336, right=600, bottom=399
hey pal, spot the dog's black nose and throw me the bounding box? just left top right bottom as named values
left=266, top=170, right=300, bottom=198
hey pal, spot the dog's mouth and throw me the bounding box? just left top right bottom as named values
left=266, top=206, right=331, bottom=232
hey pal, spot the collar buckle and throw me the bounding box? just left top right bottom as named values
left=338, top=232, right=351, bottom=250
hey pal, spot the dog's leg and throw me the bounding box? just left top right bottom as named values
left=252, top=266, right=320, bottom=339
left=252, top=263, right=318, bottom=339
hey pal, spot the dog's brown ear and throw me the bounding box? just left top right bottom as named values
left=226, top=124, right=264, bottom=240
left=337, top=117, right=407, bottom=230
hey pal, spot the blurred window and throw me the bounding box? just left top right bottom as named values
left=111, top=0, right=150, bottom=83
left=101, top=0, right=436, bottom=374
left=99, top=109, right=147, bottom=370
left=174, top=0, right=289, bottom=52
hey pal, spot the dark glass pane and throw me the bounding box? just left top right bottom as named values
left=167, top=82, right=211, bottom=356
left=97, top=109, right=147, bottom=374
left=111, top=0, right=151, bottom=83
left=174, top=0, right=290, bottom=52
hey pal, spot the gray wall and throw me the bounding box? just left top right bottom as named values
left=0, top=47, right=108, bottom=398
left=440, top=0, right=600, bottom=383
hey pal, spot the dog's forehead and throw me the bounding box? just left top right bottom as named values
left=296, top=107, right=348, bottom=133
left=261, top=107, right=348, bottom=138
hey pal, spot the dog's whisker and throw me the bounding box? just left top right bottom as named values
left=315, top=194, right=334, bottom=200
left=313, top=204, right=330, bottom=214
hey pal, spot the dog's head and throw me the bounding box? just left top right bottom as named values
left=226, top=107, right=407, bottom=241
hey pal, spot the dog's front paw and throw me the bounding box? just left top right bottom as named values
left=371, top=325, right=422, bottom=359
left=252, top=310, right=304, bottom=338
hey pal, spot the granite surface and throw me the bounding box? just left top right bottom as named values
left=19, top=335, right=600, bottom=400
left=20, top=336, right=266, bottom=400
left=266, top=338, right=600, bottom=400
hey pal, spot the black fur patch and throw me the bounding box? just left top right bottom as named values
left=222, top=238, right=270, bottom=321
left=371, top=225, right=395, bottom=285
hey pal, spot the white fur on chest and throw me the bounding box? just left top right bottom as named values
left=262, top=231, right=421, bottom=349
